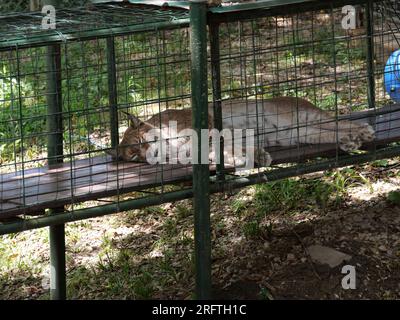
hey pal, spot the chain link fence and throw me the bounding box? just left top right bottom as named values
left=0, top=0, right=91, bottom=13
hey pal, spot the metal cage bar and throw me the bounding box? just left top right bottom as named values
left=190, top=0, right=211, bottom=300
left=46, top=42, right=66, bottom=300
left=107, top=36, right=119, bottom=149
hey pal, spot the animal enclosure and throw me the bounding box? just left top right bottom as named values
left=0, top=0, right=400, bottom=299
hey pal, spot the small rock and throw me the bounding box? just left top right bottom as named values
left=307, top=245, right=352, bottom=268
left=287, top=253, right=296, bottom=261
left=378, top=245, right=387, bottom=252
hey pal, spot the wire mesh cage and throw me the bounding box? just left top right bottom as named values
left=1, top=0, right=400, bottom=299
left=1, top=0, right=400, bottom=228
left=205, top=0, right=400, bottom=186
left=0, top=0, right=92, bottom=13
left=0, top=3, right=191, bottom=220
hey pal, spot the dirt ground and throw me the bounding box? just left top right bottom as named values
left=213, top=197, right=400, bottom=299
left=1, top=163, right=400, bottom=300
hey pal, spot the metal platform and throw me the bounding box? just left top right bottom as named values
left=1, top=104, right=400, bottom=219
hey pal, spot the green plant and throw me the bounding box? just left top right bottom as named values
left=387, top=190, right=400, bottom=205
left=243, top=220, right=262, bottom=239
left=174, top=203, right=192, bottom=219
left=162, top=217, right=179, bottom=237
left=231, top=198, right=248, bottom=215
left=259, top=286, right=274, bottom=300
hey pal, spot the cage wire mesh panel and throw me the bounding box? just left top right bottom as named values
left=208, top=0, right=400, bottom=185
left=0, top=0, right=92, bottom=13
left=0, top=3, right=191, bottom=219
left=0, top=0, right=29, bottom=13
left=1, top=0, right=400, bottom=223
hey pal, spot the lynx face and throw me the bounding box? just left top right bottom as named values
left=108, top=113, right=154, bottom=162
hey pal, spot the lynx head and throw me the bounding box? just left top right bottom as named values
left=108, top=112, right=155, bottom=162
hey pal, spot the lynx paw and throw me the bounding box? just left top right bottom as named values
left=207, top=0, right=222, bottom=6
left=255, top=149, right=272, bottom=167
left=224, top=154, right=246, bottom=167
left=339, top=134, right=362, bottom=152
left=357, top=123, right=375, bottom=142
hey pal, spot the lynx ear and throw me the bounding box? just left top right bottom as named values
left=121, top=111, right=143, bottom=129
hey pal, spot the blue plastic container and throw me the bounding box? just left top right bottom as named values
left=384, top=49, right=400, bottom=102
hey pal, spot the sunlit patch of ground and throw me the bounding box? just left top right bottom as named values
left=348, top=180, right=400, bottom=201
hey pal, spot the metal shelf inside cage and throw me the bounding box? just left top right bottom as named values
left=2, top=103, right=400, bottom=219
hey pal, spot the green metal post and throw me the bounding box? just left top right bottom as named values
left=209, top=20, right=225, bottom=183
left=107, top=37, right=119, bottom=149
left=190, top=0, right=212, bottom=300
left=365, top=0, right=375, bottom=113
left=47, top=43, right=66, bottom=301
left=44, top=0, right=66, bottom=300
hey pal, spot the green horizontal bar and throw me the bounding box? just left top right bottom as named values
left=127, top=0, right=191, bottom=10
left=210, top=0, right=318, bottom=13
left=0, top=189, right=194, bottom=235
left=209, top=0, right=376, bottom=25
left=1, top=146, right=400, bottom=235
left=210, top=0, right=381, bottom=13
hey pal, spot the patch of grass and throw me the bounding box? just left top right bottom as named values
left=131, top=272, right=155, bottom=299
left=253, top=167, right=373, bottom=215
left=387, top=190, right=400, bottom=205
left=143, top=205, right=165, bottom=215
left=0, top=229, right=48, bottom=276
left=162, top=217, right=179, bottom=238
left=254, top=178, right=321, bottom=214
left=231, top=198, right=248, bottom=215
left=372, top=159, right=390, bottom=168
left=259, top=286, right=274, bottom=300
left=174, top=203, right=192, bottom=219
left=242, top=220, right=262, bottom=239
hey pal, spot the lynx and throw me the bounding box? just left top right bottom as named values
left=108, top=97, right=375, bottom=167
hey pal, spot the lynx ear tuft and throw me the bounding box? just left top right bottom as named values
left=121, top=111, right=143, bottom=129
